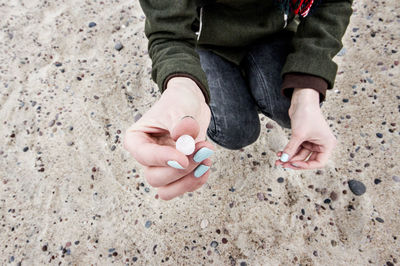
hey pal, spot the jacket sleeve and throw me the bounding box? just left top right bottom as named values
left=138, top=0, right=211, bottom=104
left=281, top=0, right=353, bottom=102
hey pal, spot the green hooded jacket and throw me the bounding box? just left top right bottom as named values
left=139, top=0, right=353, bottom=104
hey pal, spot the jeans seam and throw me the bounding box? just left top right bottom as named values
left=207, top=105, right=220, bottom=138
left=247, top=52, right=275, bottom=119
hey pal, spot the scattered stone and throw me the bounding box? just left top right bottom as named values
left=145, top=221, right=152, bottom=228
left=277, top=177, right=284, bottom=183
left=240, top=262, right=247, bottom=266
left=376, top=133, right=383, bottom=138
left=342, top=98, right=349, bottom=103
left=42, top=245, right=48, bottom=252
left=54, top=62, right=62, bottom=67
left=134, top=113, right=142, bottom=122
left=114, top=42, right=124, bottom=51
left=88, top=22, right=96, bottom=28
left=374, top=178, right=382, bottom=184
left=265, top=122, right=274, bottom=129
left=392, top=176, right=400, bottom=183
left=376, top=217, right=384, bottom=223
left=257, top=192, right=264, bottom=201
left=23, top=147, right=29, bottom=152
left=348, top=180, right=366, bottom=196
left=200, top=219, right=208, bottom=229
left=324, top=198, right=331, bottom=204
left=74, top=241, right=80, bottom=245
left=222, top=238, right=228, bottom=244
left=330, top=191, right=338, bottom=201
left=210, top=241, right=218, bottom=248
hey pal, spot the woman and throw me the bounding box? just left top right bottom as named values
left=123, top=0, right=353, bottom=200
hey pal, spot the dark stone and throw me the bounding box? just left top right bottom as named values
left=375, top=217, right=384, bottom=223
left=88, top=22, right=97, bottom=28
left=330, top=191, right=338, bottom=201
left=374, top=178, right=382, bottom=184
left=277, top=177, right=284, bottom=183
left=23, top=147, right=29, bottom=152
left=324, top=199, right=331, bottom=204
left=210, top=241, right=218, bottom=248
left=114, top=42, right=124, bottom=51
left=54, top=62, right=62, bottom=67
left=376, top=133, right=383, bottom=138
left=348, top=180, right=366, bottom=196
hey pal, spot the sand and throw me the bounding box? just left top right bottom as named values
left=0, top=0, right=399, bottom=265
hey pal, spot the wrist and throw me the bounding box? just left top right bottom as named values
left=165, top=77, right=206, bottom=103
left=289, top=88, right=321, bottom=118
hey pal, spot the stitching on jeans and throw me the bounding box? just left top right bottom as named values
left=247, top=52, right=275, bottom=119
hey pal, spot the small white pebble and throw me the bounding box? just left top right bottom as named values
left=200, top=219, right=208, bottom=229
left=176, top=135, right=195, bottom=155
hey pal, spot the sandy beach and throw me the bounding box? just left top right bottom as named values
left=0, top=0, right=399, bottom=265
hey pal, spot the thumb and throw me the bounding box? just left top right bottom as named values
left=280, top=135, right=304, bottom=162
left=170, top=116, right=200, bottom=141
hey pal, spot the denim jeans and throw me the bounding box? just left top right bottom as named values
left=197, top=33, right=293, bottom=150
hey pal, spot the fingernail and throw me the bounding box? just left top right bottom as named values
left=193, top=147, right=214, bottom=163
left=194, top=164, right=210, bottom=178
left=280, top=153, right=289, bottom=162
left=291, top=163, right=299, bottom=167
left=167, top=160, right=184, bottom=169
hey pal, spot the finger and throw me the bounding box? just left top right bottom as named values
left=145, top=157, right=212, bottom=188
left=157, top=160, right=212, bottom=201
left=124, top=131, right=188, bottom=168
left=287, top=150, right=331, bottom=169
left=280, top=134, right=304, bottom=163
left=170, top=116, right=200, bottom=141
left=144, top=141, right=214, bottom=187
left=276, top=140, right=303, bottom=166
left=288, top=147, right=312, bottom=162
left=301, top=141, right=324, bottom=153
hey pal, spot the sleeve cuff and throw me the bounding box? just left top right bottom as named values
left=163, top=73, right=210, bottom=104
left=281, top=73, right=328, bottom=103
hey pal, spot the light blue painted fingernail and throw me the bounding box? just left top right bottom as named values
left=194, top=164, right=210, bottom=178
left=280, top=153, right=289, bottom=162
left=193, top=147, right=214, bottom=163
left=167, top=160, right=184, bottom=169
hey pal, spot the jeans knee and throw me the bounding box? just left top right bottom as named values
left=207, top=122, right=260, bottom=150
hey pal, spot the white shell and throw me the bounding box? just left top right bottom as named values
left=176, top=135, right=195, bottom=155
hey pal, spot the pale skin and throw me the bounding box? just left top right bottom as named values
left=123, top=77, right=337, bottom=200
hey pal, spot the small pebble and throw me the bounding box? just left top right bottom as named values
left=257, top=192, right=264, bottom=201
left=324, top=199, right=331, bottom=204
left=114, top=42, right=124, bottom=51
left=348, top=180, right=366, bottom=196
left=88, top=22, right=96, bottom=28
left=54, top=62, right=62, bottom=67
left=145, top=221, right=152, bottom=228
left=222, top=238, right=228, bottom=244
left=23, top=147, right=29, bottom=152
left=200, top=219, right=208, bottom=229
left=240, top=262, right=247, bottom=266
left=392, top=176, right=400, bottom=183
left=374, top=178, right=382, bottom=184
left=277, top=177, right=284, bottom=183
left=265, top=122, right=274, bottom=129
left=375, top=217, right=384, bottom=223
left=210, top=241, right=218, bottom=248
left=330, top=191, right=338, bottom=201
left=376, top=133, right=383, bottom=138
